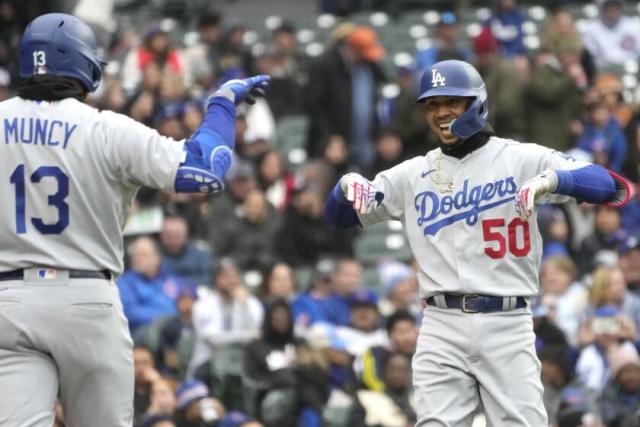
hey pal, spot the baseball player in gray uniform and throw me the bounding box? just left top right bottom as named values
left=0, top=13, right=269, bottom=427
left=324, top=60, right=631, bottom=426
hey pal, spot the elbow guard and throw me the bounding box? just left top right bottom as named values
left=174, top=129, right=232, bottom=193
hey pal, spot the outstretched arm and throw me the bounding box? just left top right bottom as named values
left=324, top=173, right=384, bottom=229
left=174, top=75, right=270, bottom=193
left=515, top=164, right=632, bottom=220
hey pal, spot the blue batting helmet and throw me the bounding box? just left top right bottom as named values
left=20, top=13, right=104, bottom=92
left=416, top=60, right=488, bottom=139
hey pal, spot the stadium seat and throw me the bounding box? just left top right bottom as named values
left=275, top=114, right=310, bottom=166
left=354, top=220, right=412, bottom=266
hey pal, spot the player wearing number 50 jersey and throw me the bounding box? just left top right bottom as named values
left=0, top=13, right=269, bottom=427
left=325, top=60, right=632, bottom=426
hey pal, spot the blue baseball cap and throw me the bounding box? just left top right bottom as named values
left=378, top=260, right=413, bottom=297
left=347, top=288, right=379, bottom=307
left=175, top=380, right=208, bottom=410
left=618, top=235, right=640, bottom=256
left=439, top=12, right=457, bottom=25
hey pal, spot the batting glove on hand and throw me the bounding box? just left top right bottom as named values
left=515, top=170, right=558, bottom=221
left=212, top=74, right=271, bottom=106
left=340, top=173, right=384, bottom=215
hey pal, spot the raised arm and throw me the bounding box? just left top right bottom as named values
left=174, top=75, right=270, bottom=193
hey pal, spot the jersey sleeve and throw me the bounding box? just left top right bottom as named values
left=98, top=110, right=184, bottom=192
left=357, top=160, right=410, bottom=226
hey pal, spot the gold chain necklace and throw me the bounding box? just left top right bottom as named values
left=432, top=151, right=454, bottom=193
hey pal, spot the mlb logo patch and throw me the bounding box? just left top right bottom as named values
left=37, top=268, right=57, bottom=279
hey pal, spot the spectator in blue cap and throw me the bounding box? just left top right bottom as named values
left=175, top=380, right=209, bottom=411
left=153, top=100, right=186, bottom=140
left=174, top=380, right=225, bottom=427
left=347, top=288, right=381, bottom=332
left=377, top=260, right=419, bottom=319
left=329, top=289, right=388, bottom=357
left=415, top=11, right=472, bottom=72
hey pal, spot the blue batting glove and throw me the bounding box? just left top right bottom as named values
left=211, top=74, right=271, bottom=106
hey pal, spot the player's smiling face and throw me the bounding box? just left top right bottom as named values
left=423, top=96, right=472, bottom=145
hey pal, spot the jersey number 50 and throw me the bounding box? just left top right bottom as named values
left=482, top=218, right=530, bottom=259
left=10, top=164, right=69, bottom=235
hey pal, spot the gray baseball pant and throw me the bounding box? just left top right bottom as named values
left=0, top=268, right=134, bottom=427
left=412, top=305, right=548, bottom=427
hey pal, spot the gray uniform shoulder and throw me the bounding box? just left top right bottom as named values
left=489, top=136, right=524, bottom=147
left=489, top=136, right=549, bottom=154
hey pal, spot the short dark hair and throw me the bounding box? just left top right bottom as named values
left=385, top=309, right=416, bottom=335
left=274, top=21, right=295, bottom=34
left=198, top=12, right=222, bottom=29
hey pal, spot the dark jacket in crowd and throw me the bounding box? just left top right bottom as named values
left=305, top=43, right=387, bottom=158
left=214, top=204, right=280, bottom=272
left=245, top=299, right=298, bottom=389
left=525, top=59, right=584, bottom=152
left=600, top=379, right=640, bottom=427
left=276, top=196, right=355, bottom=268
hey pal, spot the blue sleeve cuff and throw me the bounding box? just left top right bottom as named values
left=174, top=98, right=235, bottom=193
left=554, top=165, right=616, bottom=204
left=324, top=182, right=361, bottom=228
left=332, top=181, right=350, bottom=205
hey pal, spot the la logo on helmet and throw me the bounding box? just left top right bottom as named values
left=431, top=69, right=446, bottom=87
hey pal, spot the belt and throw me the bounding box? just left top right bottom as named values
left=0, top=269, right=112, bottom=281
left=425, top=294, right=527, bottom=313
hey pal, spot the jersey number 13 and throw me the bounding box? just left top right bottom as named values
left=10, top=164, right=69, bottom=235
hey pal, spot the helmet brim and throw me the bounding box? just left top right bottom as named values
left=416, top=86, right=481, bottom=103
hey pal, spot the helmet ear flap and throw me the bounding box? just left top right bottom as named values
left=450, top=96, right=488, bottom=140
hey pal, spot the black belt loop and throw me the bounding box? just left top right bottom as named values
left=0, top=269, right=111, bottom=281
left=425, top=294, right=527, bottom=313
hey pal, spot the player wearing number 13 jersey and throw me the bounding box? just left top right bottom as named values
left=0, top=13, right=269, bottom=427
left=325, top=60, right=632, bottom=426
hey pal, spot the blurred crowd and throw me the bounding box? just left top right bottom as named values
left=4, top=0, right=637, bottom=426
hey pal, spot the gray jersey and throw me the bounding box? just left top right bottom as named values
left=0, top=97, right=183, bottom=274
left=360, top=137, right=588, bottom=298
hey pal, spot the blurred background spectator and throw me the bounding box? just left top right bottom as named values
left=118, top=236, right=188, bottom=335
left=160, top=215, right=212, bottom=287
left=580, top=0, right=640, bottom=75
